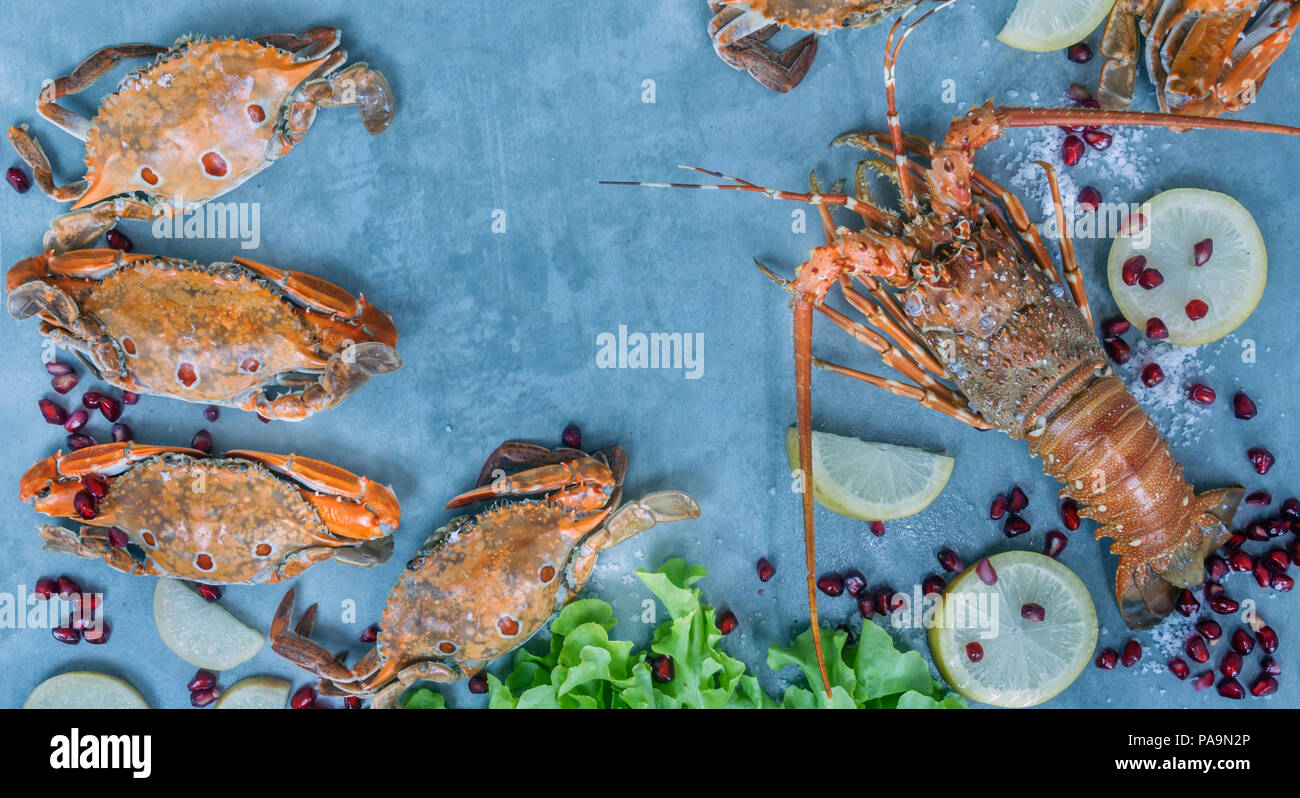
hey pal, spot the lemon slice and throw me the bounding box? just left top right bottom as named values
left=24, top=671, right=149, bottom=709
left=216, top=676, right=291, bottom=709
left=153, top=578, right=263, bottom=670
left=929, top=551, right=1097, bottom=707
left=997, top=0, right=1115, bottom=52
left=784, top=428, right=953, bottom=520
left=1108, top=188, right=1266, bottom=346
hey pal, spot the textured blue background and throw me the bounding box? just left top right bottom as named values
left=1, top=0, right=1297, bottom=708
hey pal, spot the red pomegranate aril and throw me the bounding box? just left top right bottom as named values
left=1245, top=491, right=1271, bottom=506
left=39, top=398, right=67, bottom=425
left=1121, top=639, right=1142, bottom=667
left=1232, top=392, right=1257, bottom=420
left=81, top=473, right=108, bottom=499
left=1268, top=518, right=1288, bottom=537
left=1067, top=41, right=1093, bottom=62
left=1187, top=384, right=1216, bottom=405
left=7, top=166, right=31, bottom=192
left=1061, top=498, right=1080, bottom=531
left=989, top=494, right=1008, bottom=520
left=108, top=527, right=127, bottom=548
left=1258, top=625, right=1278, bottom=654
left=1218, top=677, right=1245, bottom=699
left=82, top=391, right=103, bottom=409
left=976, top=557, right=997, bottom=585
left=105, top=229, right=133, bottom=251
left=34, top=577, right=57, bottom=600
left=197, top=583, right=222, bottom=602
left=188, top=687, right=218, bottom=708
left=1101, top=317, right=1130, bottom=337
left=1271, top=571, right=1294, bottom=591
left=111, top=423, right=133, bottom=442
left=52, top=626, right=81, bottom=644
left=1185, top=635, right=1209, bottom=663
left=122, top=390, right=139, bottom=405
left=1229, top=550, right=1254, bottom=572
left=203, top=405, right=220, bottom=422
left=1262, top=656, right=1282, bottom=676
left=1082, top=129, right=1112, bottom=150
left=1224, top=532, right=1246, bottom=550
left=1266, top=548, right=1290, bottom=571
left=1249, top=674, right=1278, bottom=697
left=716, top=609, right=739, bottom=635
left=73, top=490, right=98, bottom=520
left=1003, top=513, right=1031, bottom=537
left=869, top=520, right=885, bottom=537
left=1184, top=299, right=1208, bottom=321
left=875, top=587, right=898, bottom=615
left=188, top=669, right=216, bottom=692
left=1077, top=185, right=1102, bottom=211
left=1284, top=497, right=1300, bottom=519
left=1121, top=255, right=1146, bottom=286
left=1145, top=317, right=1169, bottom=340
left=359, top=624, right=379, bottom=643
left=344, top=696, right=363, bottom=709
left=651, top=654, right=675, bottom=683
left=290, top=685, right=316, bottom=709
left=1061, top=135, right=1085, bottom=166
left=1194, top=620, right=1222, bottom=641
left=1205, top=582, right=1226, bottom=599
left=1044, top=529, right=1068, bottom=558
left=46, top=362, right=75, bottom=380
left=1220, top=651, right=1243, bottom=678
left=1209, top=595, right=1240, bottom=614
left=98, top=396, right=122, bottom=422
left=922, top=574, right=946, bottom=597
left=467, top=672, right=489, bottom=694
left=1175, top=588, right=1200, bottom=616
left=1193, top=237, right=1213, bottom=266
left=756, top=557, right=775, bottom=582
left=64, top=408, right=89, bottom=432
left=192, top=429, right=213, bottom=454
left=937, top=548, right=963, bottom=572
left=1247, top=447, right=1275, bottom=475
left=83, top=621, right=110, bottom=645
left=1168, top=658, right=1190, bottom=680
left=857, top=595, right=875, bottom=619
left=56, top=575, right=80, bottom=599
left=844, top=570, right=866, bottom=596
left=1138, top=268, right=1164, bottom=290
left=1008, top=485, right=1028, bottom=512
left=1066, top=82, right=1093, bottom=103
left=561, top=423, right=581, bottom=449
left=1140, top=363, right=1164, bottom=387
left=1096, top=648, right=1118, bottom=669
left=1104, top=337, right=1132, bottom=365
left=51, top=373, right=78, bottom=394
left=816, top=573, right=844, bottom=597
left=1021, top=602, right=1046, bottom=623
left=1206, top=554, right=1229, bottom=582
left=965, top=641, right=984, bottom=662
left=1193, top=671, right=1214, bottom=691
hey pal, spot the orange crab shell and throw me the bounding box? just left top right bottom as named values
left=75, top=38, right=325, bottom=210
left=738, top=0, right=913, bottom=30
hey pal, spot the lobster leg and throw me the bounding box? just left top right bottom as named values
left=812, top=358, right=992, bottom=430
left=1032, top=162, right=1091, bottom=328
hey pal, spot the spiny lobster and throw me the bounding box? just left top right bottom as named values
left=611, top=0, right=1300, bottom=695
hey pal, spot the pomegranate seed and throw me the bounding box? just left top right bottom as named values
left=359, top=624, right=379, bottom=643
left=192, top=429, right=213, bottom=454
left=39, top=398, right=67, bottom=425
left=1187, top=384, right=1216, bottom=405
left=104, top=229, right=133, bottom=251
left=1262, top=657, right=1282, bottom=676
left=344, top=696, right=363, bottom=709
left=290, top=685, right=316, bottom=709
left=717, top=609, right=738, bottom=634
left=1205, top=555, right=1229, bottom=582
left=1066, top=83, right=1093, bottom=103
left=561, top=423, right=582, bottom=449
left=988, top=494, right=1008, bottom=520
left=1121, top=255, right=1146, bottom=286
left=7, top=166, right=31, bottom=192
left=197, top=584, right=222, bottom=602
left=34, top=577, right=56, bottom=600
left=203, top=405, right=220, bottom=422
left=1232, top=392, right=1257, bottom=420
left=1220, top=651, right=1243, bottom=678
left=1267, top=518, right=1288, bottom=537
left=1082, top=129, right=1112, bottom=150
left=111, top=423, right=133, bottom=442
left=875, top=587, right=901, bottom=615
left=1229, top=550, right=1254, bottom=572
left=856, top=594, right=875, bottom=618
left=1121, top=639, right=1142, bottom=666
left=1249, top=674, right=1278, bottom=697
left=1138, top=268, right=1164, bottom=290
left=1205, top=582, right=1226, bottom=599
left=816, top=573, right=844, bottom=597
left=122, top=390, right=139, bottom=405
left=1061, top=498, right=1080, bottom=531
left=1193, top=671, right=1214, bottom=691
left=1104, top=337, right=1132, bottom=364
left=1184, top=299, right=1208, bottom=321
left=1266, top=548, right=1290, bottom=571
left=1003, top=513, right=1030, bottom=537
left=1218, top=677, right=1245, bottom=699
left=976, top=557, right=997, bottom=585
left=1021, top=602, right=1045, bottom=622
left=81, top=473, right=108, bottom=499
left=1247, top=447, right=1275, bottom=475
left=1224, top=532, right=1246, bottom=550
left=1258, top=626, right=1278, bottom=654
left=1175, top=589, right=1200, bottom=616
left=1192, top=238, right=1213, bottom=266
left=1284, top=498, right=1300, bottom=519
left=52, top=626, right=80, bottom=644
left=1067, top=41, right=1093, bottom=62
left=1140, top=362, right=1165, bottom=387
left=73, top=491, right=97, bottom=520
left=1169, top=658, right=1190, bottom=680
left=937, top=548, right=963, bottom=572
left=1077, top=185, right=1102, bottom=211
left=844, top=570, right=866, bottom=596
left=1044, top=529, right=1068, bottom=558
left=98, top=395, right=122, bottom=422
left=1209, top=595, right=1240, bottom=615
left=51, top=373, right=78, bottom=394
left=1186, top=635, right=1210, bottom=663
left=1145, top=317, right=1169, bottom=340
left=68, top=433, right=96, bottom=452
left=966, top=642, right=984, bottom=662
left=467, top=672, right=489, bottom=694
left=1271, top=571, right=1294, bottom=591
left=651, top=654, right=674, bottom=683
left=83, top=621, right=110, bottom=645
left=1008, top=485, right=1028, bottom=512
left=188, top=670, right=217, bottom=692
left=869, top=520, right=885, bottom=537
left=55, top=576, right=80, bottom=599
left=922, top=574, right=946, bottom=597
left=1096, top=648, right=1118, bottom=669
left=44, top=360, right=73, bottom=377
left=756, top=558, right=775, bottom=582
left=64, top=408, right=89, bottom=432
left=108, top=528, right=127, bottom=548
left=1245, top=491, right=1271, bottom=506
left=1061, top=135, right=1085, bottom=166
left=82, top=391, right=102, bottom=409
left=1101, top=317, right=1131, bottom=338
left=190, top=688, right=220, bottom=707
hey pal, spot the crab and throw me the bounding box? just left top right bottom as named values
left=270, top=440, right=701, bottom=707
left=708, top=0, right=915, bottom=91
left=7, top=27, right=394, bottom=252
left=8, top=248, right=400, bottom=420
left=22, top=441, right=400, bottom=584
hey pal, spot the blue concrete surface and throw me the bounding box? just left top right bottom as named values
left=0, top=0, right=1297, bottom=708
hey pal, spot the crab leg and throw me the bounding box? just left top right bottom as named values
left=270, top=588, right=373, bottom=684
left=39, top=525, right=164, bottom=577
left=286, top=61, right=395, bottom=142
left=255, top=26, right=342, bottom=61
left=33, top=42, right=167, bottom=141
left=445, top=459, right=615, bottom=510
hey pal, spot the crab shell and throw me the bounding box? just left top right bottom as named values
left=738, top=0, right=913, bottom=30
